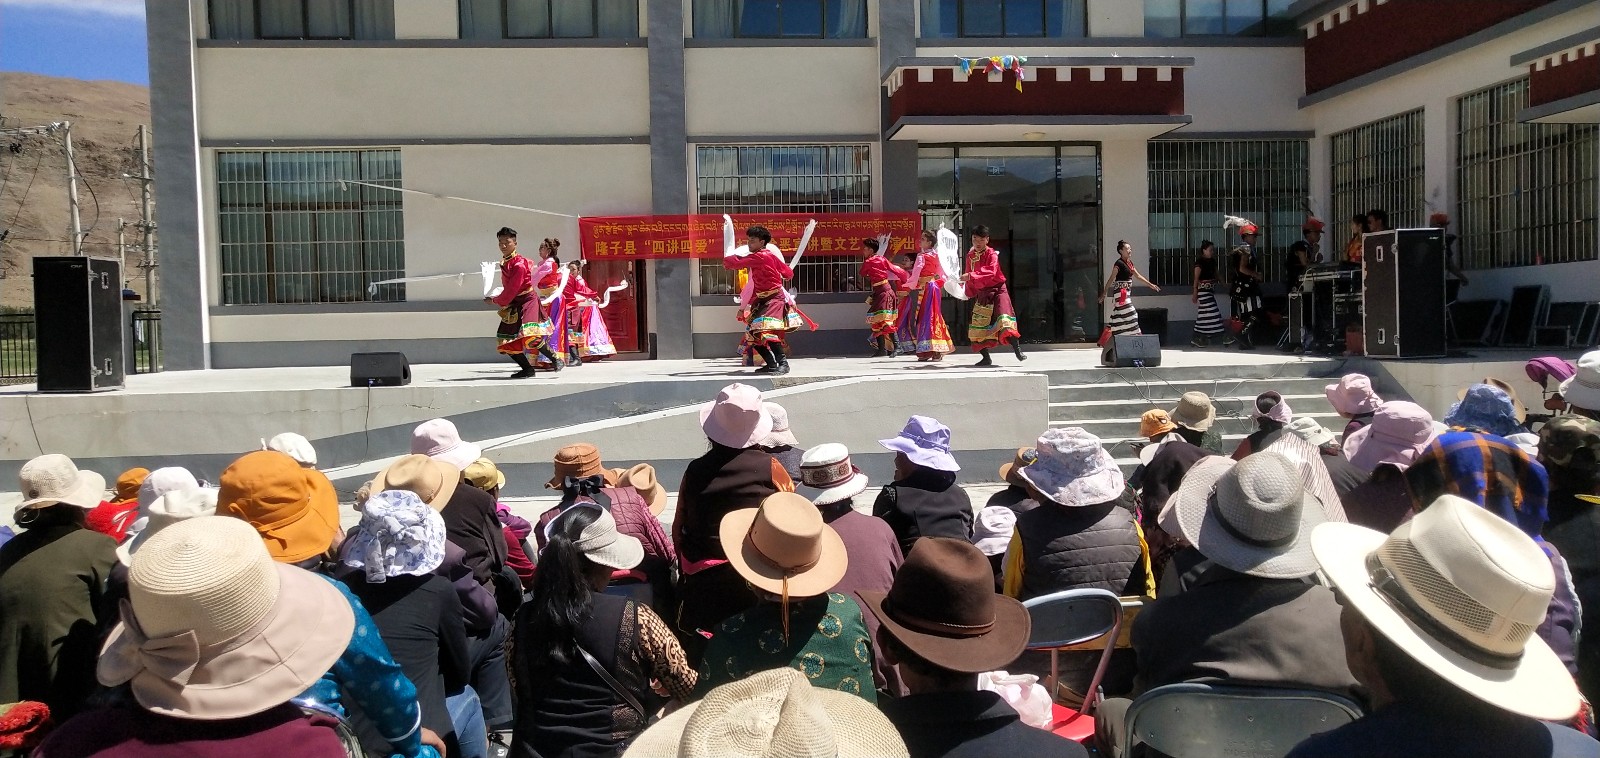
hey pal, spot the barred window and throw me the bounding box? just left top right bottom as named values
left=1142, top=0, right=1296, bottom=38
left=1147, top=139, right=1309, bottom=286
left=1457, top=79, right=1598, bottom=270
left=217, top=150, right=405, bottom=305
left=694, top=0, right=867, bottom=38
left=919, top=0, right=1087, bottom=38
left=210, top=0, right=395, bottom=40
left=459, top=0, right=639, bottom=39
left=1330, top=110, right=1425, bottom=236
left=695, top=145, right=873, bottom=295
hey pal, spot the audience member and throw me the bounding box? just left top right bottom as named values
left=1562, top=351, right=1600, bottom=421
left=1540, top=415, right=1600, bottom=701
left=1446, top=382, right=1525, bottom=438
left=1529, top=356, right=1578, bottom=416
left=1231, top=391, right=1292, bottom=459
left=611, top=463, right=669, bottom=517
left=127, top=466, right=200, bottom=540
left=1342, top=401, right=1437, bottom=531
left=1169, top=391, right=1223, bottom=453
left=1289, top=495, right=1597, bottom=757
left=1325, top=373, right=1383, bottom=441
left=1286, top=416, right=1370, bottom=497
left=84, top=467, right=147, bottom=542
left=971, top=505, right=1017, bottom=591
left=412, top=418, right=483, bottom=470
left=463, top=457, right=535, bottom=590
left=986, top=447, right=1039, bottom=513
left=537, top=445, right=674, bottom=573
left=1258, top=432, right=1350, bottom=523
left=1137, top=412, right=1216, bottom=580
left=263, top=431, right=318, bottom=468
left=863, top=538, right=1087, bottom=758
left=1130, top=408, right=1181, bottom=483
left=109, top=486, right=217, bottom=609
left=760, top=402, right=805, bottom=482
left=34, top=517, right=355, bottom=758
left=698, top=492, right=875, bottom=701
left=874, top=416, right=974, bottom=553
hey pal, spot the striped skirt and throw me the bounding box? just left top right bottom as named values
left=1193, top=281, right=1225, bottom=335
left=1107, top=284, right=1140, bottom=337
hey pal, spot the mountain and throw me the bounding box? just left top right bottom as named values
left=0, top=72, right=152, bottom=309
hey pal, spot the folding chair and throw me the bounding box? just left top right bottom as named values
left=1120, top=683, right=1363, bottom=758
left=1021, top=588, right=1125, bottom=743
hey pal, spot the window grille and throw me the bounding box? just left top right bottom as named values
left=210, top=0, right=395, bottom=40
left=919, top=0, right=1087, bottom=38
left=693, top=0, right=867, bottom=39
left=1330, top=109, right=1426, bottom=238
left=458, top=0, right=639, bottom=39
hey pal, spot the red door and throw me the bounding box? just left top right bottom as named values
left=585, top=260, right=643, bottom=352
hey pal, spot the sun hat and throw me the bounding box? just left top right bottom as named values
left=879, top=415, right=960, bottom=472
left=410, top=418, right=482, bottom=471
left=1286, top=416, right=1337, bottom=449
left=721, top=492, right=848, bottom=599
left=1506, top=432, right=1541, bottom=458
left=139, top=467, right=200, bottom=510
left=262, top=432, right=317, bottom=468
left=1460, top=378, right=1529, bottom=425
left=371, top=454, right=460, bottom=512
left=1140, top=409, right=1178, bottom=439
left=1446, top=383, right=1524, bottom=436
left=117, top=487, right=218, bottom=565
left=1303, top=217, right=1325, bottom=233
left=1324, top=373, right=1383, bottom=416
left=622, top=667, right=908, bottom=758
left=1344, top=401, right=1438, bottom=473
left=97, top=516, right=354, bottom=720
left=700, top=383, right=775, bottom=449
left=971, top=506, right=1018, bottom=557
left=1170, top=392, right=1217, bottom=432
left=462, top=457, right=506, bottom=491
left=1311, top=495, right=1580, bottom=721
left=1560, top=351, right=1600, bottom=412
left=554, top=503, right=645, bottom=571
left=1168, top=452, right=1325, bottom=579
left=342, top=489, right=448, bottom=583
left=1017, top=427, right=1125, bottom=508
left=1526, top=356, right=1577, bottom=389
left=1251, top=391, right=1292, bottom=424
left=113, top=468, right=150, bottom=504
left=616, top=463, right=668, bottom=516
left=1539, top=415, right=1600, bottom=487
left=997, top=447, right=1036, bottom=484
left=546, top=443, right=616, bottom=489
left=15, top=454, right=106, bottom=512
left=858, top=537, right=1032, bottom=674
left=759, top=402, right=800, bottom=448
left=218, top=451, right=342, bottom=563
left=800, top=443, right=869, bottom=507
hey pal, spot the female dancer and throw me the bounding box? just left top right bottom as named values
left=860, top=237, right=908, bottom=357
left=1190, top=240, right=1225, bottom=347
left=533, top=239, right=569, bottom=370
left=896, top=230, right=954, bottom=362
left=487, top=227, right=560, bottom=378
left=564, top=260, right=619, bottom=362
left=1100, top=240, right=1161, bottom=340
left=964, top=225, right=1025, bottom=367
left=1228, top=225, right=1265, bottom=350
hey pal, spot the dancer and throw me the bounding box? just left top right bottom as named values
left=962, top=225, right=1025, bottom=367
left=531, top=239, right=570, bottom=370
left=723, top=225, right=797, bottom=375
left=1190, top=240, right=1225, bottom=347
left=487, top=227, right=559, bottom=378
left=561, top=261, right=589, bottom=367
left=1099, top=239, right=1161, bottom=340
left=1226, top=220, right=1265, bottom=350
left=564, top=261, right=620, bottom=362
left=860, top=237, right=908, bottom=357
left=895, top=230, right=955, bottom=362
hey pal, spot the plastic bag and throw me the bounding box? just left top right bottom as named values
left=977, top=670, right=1054, bottom=730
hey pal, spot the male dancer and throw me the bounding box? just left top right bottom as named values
left=962, top=225, right=1026, bottom=367
left=486, top=227, right=560, bottom=378
left=723, top=225, right=796, bottom=374
left=860, top=237, right=908, bottom=357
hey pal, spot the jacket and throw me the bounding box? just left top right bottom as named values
left=439, top=485, right=509, bottom=592
left=873, top=466, right=973, bottom=555
left=1138, top=440, right=1214, bottom=517
left=0, top=520, right=116, bottom=718
left=1007, top=492, right=1145, bottom=601
left=880, top=690, right=1088, bottom=758
left=675, top=444, right=783, bottom=564
left=1288, top=696, right=1599, bottom=758
left=34, top=704, right=349, bottom=758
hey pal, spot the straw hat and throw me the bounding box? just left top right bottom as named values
left=800, top=443, right=869, bottom=507
left=1312, top=495, right=1580, bottom=721
left=623, top=667, right=908, bottom=758
left=371, top=454, right=460, bottom=512
left=15, top=454, right=106, bottom=512
left=97, top=516, right=354, bottom=720
left=700, top=384, right=774, bottom=449
left=262, top=432, right=317, bottom=468
left=1325, top=373, right=1383, bottom=416
left=463, top=457, right=506, bottom=491
left=616, top=464, right=668, bottom=516
left=721, top=492, right=848, bottom=598
left=113, top=468, right=150, bottom=504
left=218, top=451, right=342, bottom=563
left=1170, top=392, right=1216, bottom=432
left=411, top=418, right=482, bottom=471
left=117, top=486, right=218, bottom=565
left=1286, top=416, right=1336, bottom=449
left=547, top=443, right=616, bottom=489
left=1017, top=428, right=1125, bottom=508
left=859, top=537, right=1032, bottom=673
left=1168, top=452, right=1325, bottom=579
left=1140, top=409, right=1178, bottom=439
left=996, top=447, right=1036, bottom=485
left=760, top=402, right=800, bottom=448
left=879, top=415, right=960, bottom=472
left=1344, top=401, right=1438, bottom=473
left=1559, top=351, right=1600, bottom=412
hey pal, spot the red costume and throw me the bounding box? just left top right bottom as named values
left=724, top=249, right=797, bottom=346
left=492, top=253, right=550, bottom=355
left=965, top=246, right=1021, bottom=351
left=861, top=255, right=908, bottom=343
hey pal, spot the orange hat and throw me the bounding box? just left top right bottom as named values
left=1430, top=212, right=1450, bottom=226
left=113, top=467, right=150, bottom=504
left=218, top=450, right=341, bottom=563
left=1140, top=409, right=1178, bottom=439
left=1302, top=218, right=1325, bottom=233
left=547, top=443, right=617, bottom=489
left=1240, top=224, right=1259, bottom=235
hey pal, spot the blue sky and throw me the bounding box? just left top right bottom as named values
left=1, top=0, right=148, bottom=85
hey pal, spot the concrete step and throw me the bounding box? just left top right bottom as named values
left=1048, top=376, right=1336, bottom=404
left=1036, top=357, right=1347, bottom=387
left=1059, top=413, right=1349, bottom=450
left=1047, top=393, right=1335, bottom=422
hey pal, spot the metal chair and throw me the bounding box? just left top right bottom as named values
left=1021, top=588, right=1125, bottom=743
left=1120, top=683, right=1364, bottom=758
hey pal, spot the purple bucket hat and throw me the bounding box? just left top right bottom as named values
left=1444, top=383, right=1523, bottom=438
left=879, top=416, right=960, bottom=472
left=1344, top=401, right=1438, bottom=473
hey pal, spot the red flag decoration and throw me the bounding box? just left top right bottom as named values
left=579, top=213, right=922, bottom=261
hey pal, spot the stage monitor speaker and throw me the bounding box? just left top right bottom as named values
left=33, top=256, right=124, bottom=393
left=351, top=352, right=411, bottom=387
left=1104, top=334, right=1162, bottom=367
left=1362, top=229, right=1447, bottom=359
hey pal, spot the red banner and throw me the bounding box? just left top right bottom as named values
left=579, top=213, right=922, bottom=261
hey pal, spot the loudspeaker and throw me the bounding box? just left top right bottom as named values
left=1137, top=307, right=1169, bottom=345
left=33, top=256, right=124, bottom=393
left=350, top=352, right=411, bottom=387
left=1104, top=334, right=1162, bottom=367
left=1362, top=229, right=1446, bottom=359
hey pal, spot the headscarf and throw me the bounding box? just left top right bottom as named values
left=341, top=490, right=447, bottom=583
left=1406, top=430, right=1550, bottom=540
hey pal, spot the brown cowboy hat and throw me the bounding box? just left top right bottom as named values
left=858, top=537, right=1031, bottom=674
left=616, top=463, right=668, bottom=516
left=547, top=443, right=619, bottom=490
left=721, top=492, right=848, bottom=599
left=996, top=447, right=1036, bottom=486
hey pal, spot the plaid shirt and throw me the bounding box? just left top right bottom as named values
left=1405, top=430, right=1549, bottom=539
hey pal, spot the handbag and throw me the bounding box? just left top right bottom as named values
left=971, top=302, right=995, bottom=329
left=1097, top=326, right=1113, bottom=348
left=498, top=306, right=518, bottom=325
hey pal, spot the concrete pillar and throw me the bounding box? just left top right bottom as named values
left=647, top=0, right=693, bottom=359
left=878, top=0, right=918, bottom=213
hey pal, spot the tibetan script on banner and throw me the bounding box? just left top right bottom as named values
left=579, top=213, right=923, bottom=260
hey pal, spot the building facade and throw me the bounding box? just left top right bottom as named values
left=146, top=0, right=1600, bottom=368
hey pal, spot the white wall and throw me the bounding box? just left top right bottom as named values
left=684, top=47, right=881, bottom=136
left=393, top=0, right=457, bottom=38
left=1087, top=0, right=1143, bottom=37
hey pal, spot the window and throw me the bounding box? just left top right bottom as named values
left=209, top=0, right=395, bottom=40
left=1143, top=0, right=1295, bottom=37
left=1330, top=110, right=1425, bottom=239
left=217, top=150, right=405, bottom=305
left=694, top=0, right=868, bottom=39
left=1457, top=79, right=1598, bottom=269
left=1147, top=139, right=1310, bottom=286
left=695, top=145, right=873, bottom=295
left=920, top=0, right=1086, bottom=38
left=459, top=0, right=638, bottom=39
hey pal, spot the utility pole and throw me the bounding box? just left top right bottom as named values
left=62, top=121, right=83, bottom=255
left=128, top=124, right=157, bottom=304
left=117, top=218, right=127, bottom=272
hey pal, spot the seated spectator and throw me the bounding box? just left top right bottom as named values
left=1325, top=373, right=1383, bottom=441
left=1562, top=351, right=1600, bottom=422
left=126, top=466, right=201, bottom=541
left=874, top=416, right=974, bottom=553
left=412, top=417, right=482, bottom=470
left=625, top=668, right=908, bottom=758
left=985, top=447, right=1040, bottom=513
left=1289, top=495, right=1597, bottom=757
left=84, top=467, right=147, bottom=542
left=1099, top=453, right=1358, bottom=755
left=1257, top=432, right=1349, bottom=523
left=1170, top=392, right=1224, bottom=453
left=1529, top=357, right=1579, bottom=415
left=1342, top=401, right=1437, bottom=531
left=1231, top=391, right=1292, bottom=459
left=1138, top=413, right=1217, bottom=580
left=611, top=463, right=669, bottom=517
left=107, top=486, right=217, bottom=611
left=1541, top=416, right=1600, bottom=701
left=862, top=538, right=1086, bottom=758
left=514, top=505, right=696, bottom=756
left=336, top=490, right=474, bottom=758
left=263, top=431, right=318, bottom=468
left=34, top=517, right=355, bottom=758
left=1446, top=382, right=1526, bottom=438
left=0, top=455, right=115, bottom=719
left=1128, top=409, right=1180, bottom=489
left=759, top=402, right=805, bottom=482
left=698, top=492, right=875, bottom=702
left=463, top=457, right=535, bottom=590
left=537, top=445, right=674, bottom=567
left=971, top=505, right=1017, bottom=592
left=1286, top=417, right=1370, bottom=498
left=800, top=443, right=905, bottom=696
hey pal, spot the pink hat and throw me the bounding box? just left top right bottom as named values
left=411, top=419, right=482, bottom=471
left=699, top=384, right=774, bottom=449
left=1344, top=401, right=1437, bottom=473
left=1324, top=373, right=1382, bottom=416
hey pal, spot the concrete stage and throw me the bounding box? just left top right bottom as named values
left=0, top=345, right=1571, bottom=521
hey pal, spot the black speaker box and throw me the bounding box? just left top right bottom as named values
left=1137, top=307, right=1169, bottom=345
left=1362, top=229, right=1447, bottom=359
left=33, top=256, right=124, bottom=393
left=1104, top=334, right=1162, bottom=367
left=351, top=352, right=411, bottom=387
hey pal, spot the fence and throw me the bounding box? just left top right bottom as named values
left=0, top=309, right=162, bottom=385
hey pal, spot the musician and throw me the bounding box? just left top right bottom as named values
left=1302, top=217, right=1325, bottom=262
left=1227, top=224, right=1264, bottom=351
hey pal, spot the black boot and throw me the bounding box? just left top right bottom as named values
left=1012, top=340, right=1027, bottom=362
left=871, top=336, right=887, bottom=358
left=538, top=344, right=563, bottom=371
left=1238, top=319, right=1256, bottom=350
left=752, top=344, right=778, bottom=373
left=975, top=348, right=994, bottom=367
left=771, top=343, right=791, bottom=375
left=568, top=346, right=582, bottom=366
left=509, top=353, right=537, bottom=379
